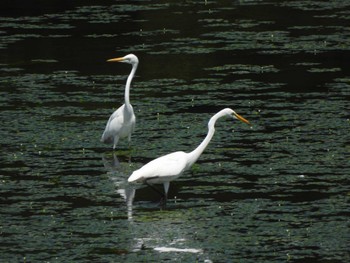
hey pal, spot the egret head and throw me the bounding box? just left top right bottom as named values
left=107, top=54, right=139, bottom=65
left=208, top=108, right=251, bottom=130
left=230, top=109, right=250, bottom=125
left=217, top=108, right=250, bottom=125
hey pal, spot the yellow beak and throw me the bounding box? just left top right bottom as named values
left=107, top=57, right=124, bottom=62
left=233, top=112, right=251, bottom=125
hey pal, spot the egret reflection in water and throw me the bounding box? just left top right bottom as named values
left=102, top=153, right=135, bottom=220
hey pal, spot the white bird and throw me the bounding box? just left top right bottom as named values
left=101, top=54, right=138, bottom=149
left=128, top=108, right=250, bottom=199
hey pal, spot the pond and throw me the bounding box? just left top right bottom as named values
left=0, top=0, right=349, bottom=262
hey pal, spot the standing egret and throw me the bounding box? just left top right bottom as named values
left=128, top=108, right=250, bottom=200
left=101, top=54, right=139, bottom=149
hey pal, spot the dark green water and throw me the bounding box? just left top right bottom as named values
left=1, top=1, right=349, bottom=262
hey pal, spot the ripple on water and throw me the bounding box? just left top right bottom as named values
left=1, top=1, right=350, bottom=262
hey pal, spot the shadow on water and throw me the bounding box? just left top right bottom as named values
left=1, top=0, right=350, bottom=262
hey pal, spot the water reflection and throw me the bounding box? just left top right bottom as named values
left=102, top=153, right=209, bottom=260
left=102, top=153, right=135, bottom=221
left=128, top=207, right=208, bottom=262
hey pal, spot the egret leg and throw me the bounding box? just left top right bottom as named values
left=127, top=134, right=132, bottom=149
left=145, top=181, right=165, bottom=197
left=159, top=182, right=170, bottom=207
left=145, top=181, right=169, bottom=207
left=113, top=136, right=119, bottom=150
left=163, top=182, right=170, bottom=198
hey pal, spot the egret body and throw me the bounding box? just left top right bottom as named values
left=128, top=108, right=250, bottom=197
left=101, top=54, right=138, bottom=149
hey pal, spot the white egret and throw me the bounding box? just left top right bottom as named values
left=101, top=54, right=138, bottom=149
left=128, top=108, right=250, bottom=199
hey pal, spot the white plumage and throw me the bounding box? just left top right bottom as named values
left=101, top=54, right=138, bottom=149
left=128, top=108, right=251, bottom=198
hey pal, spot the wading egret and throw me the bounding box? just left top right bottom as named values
left=101, top=54, right=138, bottom=149
left=128, top=108, right=250, bottom=199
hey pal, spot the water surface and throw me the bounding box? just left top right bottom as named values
left=1, top=1, right=349, bottom=262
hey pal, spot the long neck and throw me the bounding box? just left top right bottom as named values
left=187, top=118, right=217, bottom=168
left=124, top=63, right=137, bottom=109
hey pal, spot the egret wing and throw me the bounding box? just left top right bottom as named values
left=128, top=151, right=188, bottom=184
left=101, top=105, right=124, bottom=143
